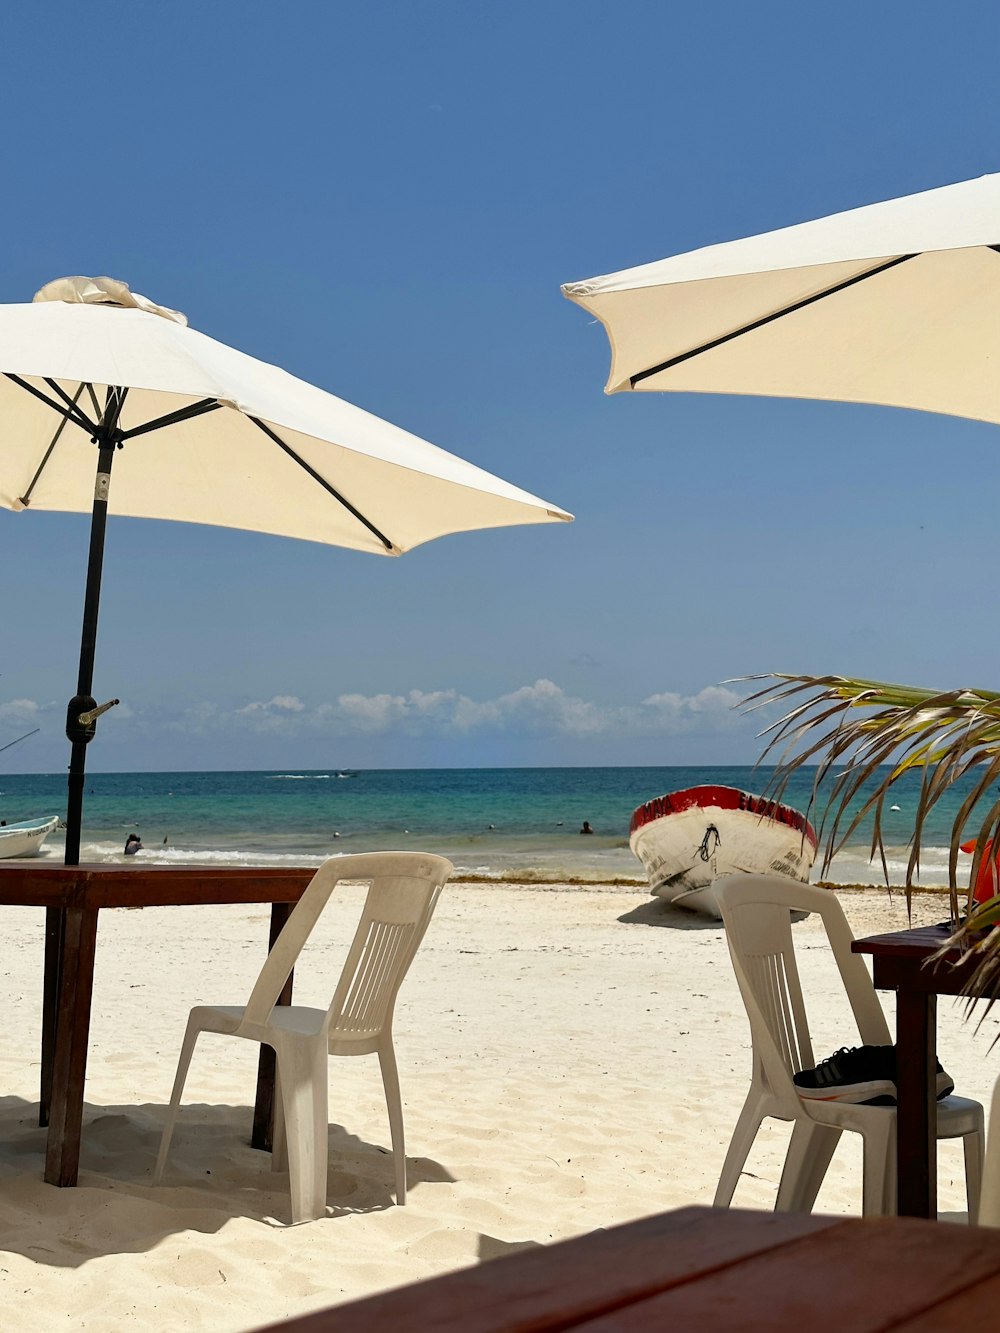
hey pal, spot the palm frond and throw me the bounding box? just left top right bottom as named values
left=743, top=672, right=1000, bottom=1000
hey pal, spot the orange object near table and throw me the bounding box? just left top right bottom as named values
left=960, top=838, right=1000, bottom=905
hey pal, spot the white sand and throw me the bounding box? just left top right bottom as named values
left=0, top=881, right=996, bottom=1331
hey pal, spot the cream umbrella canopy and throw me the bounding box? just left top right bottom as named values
left=561, top=172, right=1000, bottom=423
left=2, top=277, right=572, bottom=863
left=562, top=174, right=1000, bottom=990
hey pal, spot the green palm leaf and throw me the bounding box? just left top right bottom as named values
left=743, top=672, right=1000, bottom=998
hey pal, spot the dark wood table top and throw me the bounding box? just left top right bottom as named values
left=853, top=922, right=960, bottom=958
left=853, top=923, right=1000, bottom=998
left=251, top=1206, right=1000, bottom=1332
left=0, top=861, right=316, bottom=908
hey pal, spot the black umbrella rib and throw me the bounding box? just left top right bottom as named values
left=44, top=378, right=103, bottom=435
left=5, top=373, right=97, bottom=435
left=248, top=415, right=396, bottom=552
left=18, top=383, right=87, bottom=506
left=629, top=252, right=920, bottom=387
left=119, top=397, right=222, bottom=441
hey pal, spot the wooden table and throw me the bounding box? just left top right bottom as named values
left=252, top=1205, right=1000, bottom=1332
left=852, top=923, right=998, bottom=1219
left=0, top=861, right=315, bottom=1188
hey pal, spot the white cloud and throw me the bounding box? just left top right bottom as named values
left=236, top=695, right=305, bottom=716
left=640, top=685, right=742, bottom=729
left=330, top=693, right=408, bottom=732
left=184, top=679, right=749, bottom=739
left=0, top=698, right=43, bottom=727
left=31, top=680, right=751, bottom=746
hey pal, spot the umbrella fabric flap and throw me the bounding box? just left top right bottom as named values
left=562, top=172, right=1000, bottom=423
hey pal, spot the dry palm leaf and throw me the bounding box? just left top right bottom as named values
left=741, top=672, right=1000, bottom=1001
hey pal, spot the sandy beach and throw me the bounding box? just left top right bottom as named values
left=0, top=878, right=996, bottom=1331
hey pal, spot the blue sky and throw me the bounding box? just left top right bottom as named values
left=1, top=1, right=998, bottom=773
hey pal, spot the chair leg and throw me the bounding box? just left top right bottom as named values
left=964, top=1126, right=985, bottom=1224
left=775, top=1120, right=841, bottom=1213
left=271, top=1063, right=288, bottom=1174
left=860, top=1116, right=894, bottom=1217
left=277, top=1040, right=329, bottom=1224
left=378, top=1042, right=406, bottom=1205
left=153, top=1016, right=203, bottom=1183
left=713, top=1090, right=768, bottom=1208
left=881, top=1122, right=897, bottom=1216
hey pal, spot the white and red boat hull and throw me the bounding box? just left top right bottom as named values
left=629, top=785, right=817, bottom=918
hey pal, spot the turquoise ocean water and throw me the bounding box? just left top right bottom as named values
left=1, top=766, right=996, bottom=886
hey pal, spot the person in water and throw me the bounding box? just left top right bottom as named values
left=124, top=833, right=142, bottom=856
left=580, top=820, right=594, bottom=835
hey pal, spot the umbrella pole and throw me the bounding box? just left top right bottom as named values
left=42, top=436, right=117, bottom=1124
left=63, top=440, right=117, bottom=866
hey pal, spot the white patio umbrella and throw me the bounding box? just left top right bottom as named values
left=561, top=171, right=1000, bottom=424
left=1, top=277, right=572, bottom=862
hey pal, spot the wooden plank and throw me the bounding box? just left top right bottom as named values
left=891, top=1268, right=1000, bottom=1330
left=0, top=863, right=315, bottom=910
left=895, top=990, right=936, bottom=1218
left=853, top=928, right=1000, bottom=999
left=39, top=905, right=64, bottom=1125
left=251, top=1208, right=841, bottom=1333
left=576, top=1215, right=1000, bottom=1331
left=44, top=906, right=99, bottom=1187
left=853, top=927, right=959, bottom=958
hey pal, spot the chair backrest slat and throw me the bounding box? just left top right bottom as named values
left=335, top=918, right=416, bottom=1034
left=714, top=873, right=888, bottom=1110
left=240, top=853, right=451, bottom=1032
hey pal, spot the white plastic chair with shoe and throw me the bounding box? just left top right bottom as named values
left=154, top=851, right=453, bottom=1223
left=975, top=1077, right=1000, bottom=1227
left=713, top=873, right=984, bottom=1218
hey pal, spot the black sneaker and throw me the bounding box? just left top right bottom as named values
left=874, top=1048, right=954, bottom=1102
left=793, top=1045, right=896, bottom=1103
left=853, top=1050, right=965, bottom=1103
left=932, top=1060, right=955, bottom=1100
left=794, top=1044, right=955, bottom=1103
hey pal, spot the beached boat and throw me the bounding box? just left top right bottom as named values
left=628, top=785, right=817, bottom=918
left=0, top=815, right=60, bottom=859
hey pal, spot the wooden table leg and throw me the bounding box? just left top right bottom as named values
left=40, top=905, right=66, bottom=1126
left=44, top=906, right=99, bottom=1187
left=895, top=988, right=937, bottom=1218
left=251, top=902, right=295, bottom=1152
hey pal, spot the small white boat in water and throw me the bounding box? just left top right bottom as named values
left=629, top=785, right=817, bottom=918
left=0, top=815, right=60, bottom=859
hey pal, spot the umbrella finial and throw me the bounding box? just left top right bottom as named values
left=33, top=276, right=187, bottom=326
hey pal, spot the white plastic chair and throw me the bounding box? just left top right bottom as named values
left=713, top=873, right=984, bottom=1218
left=154, top=851, right=453, bottom=1223
left=976, top=1077, right=1000, bottom=1226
